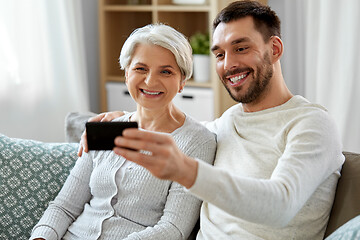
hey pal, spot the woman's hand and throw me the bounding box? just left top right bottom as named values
left=113, top=128, right=198, bottom=188
left=77, top=111, right=125, bottom=157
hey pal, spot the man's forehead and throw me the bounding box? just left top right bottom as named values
left=212, top=17, right=256, bottom=49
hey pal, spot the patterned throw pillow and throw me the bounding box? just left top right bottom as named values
left=325, top=215, right=360, bottom=240
left=0, top=134, right=78, bottom=240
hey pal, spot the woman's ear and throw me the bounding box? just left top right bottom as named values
left=124, top=69, right=129, bottom=84
left=179, top=76, right=186, bottom=93
left=270, top=36, right=283, bottom=63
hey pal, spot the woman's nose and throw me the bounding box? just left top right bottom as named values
left=144, top=72, right=156, bottom=86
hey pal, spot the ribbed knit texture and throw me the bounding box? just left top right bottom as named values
left=189, top=95, right=345, bottom=240
left=30, top=114, right=216, bottom=240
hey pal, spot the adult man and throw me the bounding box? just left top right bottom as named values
left=79, top=1, right=344, bottom=239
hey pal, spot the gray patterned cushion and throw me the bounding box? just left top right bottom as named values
left=0, top=134, right=78, bottom=240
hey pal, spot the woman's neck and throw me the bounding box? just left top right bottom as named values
left=130, top=104, right=185, bottom=133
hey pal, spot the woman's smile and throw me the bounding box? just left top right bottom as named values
left=140, top=88, right=163, bottom=96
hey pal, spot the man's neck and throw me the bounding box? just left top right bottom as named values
left=242, top=71, right=293, bottom=112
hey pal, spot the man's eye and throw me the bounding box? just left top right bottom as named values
left=236, top=47, right=248, bottom=52
left=215, top=53, right=224, bottom=59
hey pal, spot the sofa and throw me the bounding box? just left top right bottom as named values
left=1, top=112, right=360, bottom=240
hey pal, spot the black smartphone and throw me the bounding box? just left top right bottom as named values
left=86, top=121, right=138, bottom=150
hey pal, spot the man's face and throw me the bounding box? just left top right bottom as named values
left=211, top=16, right=274, bottom=103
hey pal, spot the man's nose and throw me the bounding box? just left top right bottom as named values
left=224, top=53, right=238, bottom=71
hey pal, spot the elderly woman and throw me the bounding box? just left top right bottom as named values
left=30, top=24, right=216, bottom=240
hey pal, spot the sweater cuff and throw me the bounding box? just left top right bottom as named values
left=31, top=225, right=58, bottom=240
left=187, top=159, right=217, bottom=200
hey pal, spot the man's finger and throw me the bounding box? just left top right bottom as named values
left=100, top=111, right=125, bottom=122
left=122, top=128, right=172, bottom=144
left=89, top=113, right=106, bottom=122
left=114, top=135, right=161, bottom=154
left=113, top=146, right=153, bottom=164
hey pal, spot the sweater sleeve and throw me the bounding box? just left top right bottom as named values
left=125, top=128, right=217, bottom=240
left=30, top=153, right=93, bottom=240
left=188, top=110, right=344, bottom=227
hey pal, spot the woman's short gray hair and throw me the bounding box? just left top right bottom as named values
left=119, top=23, right=193, bottom=81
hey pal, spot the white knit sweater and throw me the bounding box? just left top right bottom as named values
left=189, top=95, right=344, bottom=240
left=30, top=114, right=216, bottom=240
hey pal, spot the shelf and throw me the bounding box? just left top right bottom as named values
left=103, top=5, right=209, bottom=11
left=103, top=0, right=151, bottom=5
left=186, top=80, right=212, bottom=88
left=103, top=5, right=152, bottom=11
left=107, top=75, right=125, bottom=82
left=156, top=5, right=210, bottom=12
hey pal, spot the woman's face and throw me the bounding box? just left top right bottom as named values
left=125, top=43, right=185, bottom=111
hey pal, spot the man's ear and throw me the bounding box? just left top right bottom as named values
left=270, top=36, right=283, bottom=62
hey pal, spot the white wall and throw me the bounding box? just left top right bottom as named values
left=81, top=0, right=100, bottom=114
left=268, top=0, right=305, bottom=96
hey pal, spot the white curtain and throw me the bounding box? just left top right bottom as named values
left=0, top=0, right=89, bottom=142
left=270, top=0, right=360, bottom=153
left=303, top=0, right=360, bottom=153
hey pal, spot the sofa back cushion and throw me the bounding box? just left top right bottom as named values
left=0, top=134, right=78, bottom=240
left=325, top=151, right=360, bottom=237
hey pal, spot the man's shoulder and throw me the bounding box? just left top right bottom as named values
left=288, top=95, right=328, bottom=113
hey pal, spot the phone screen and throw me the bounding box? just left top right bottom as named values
left=86, top=121, right=138, bottom=150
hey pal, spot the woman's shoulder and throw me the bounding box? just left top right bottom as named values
left=112, top=112, right=134, bottom=122
left=175, top=114, right=216, bottom=143
left=174, top=115, right=216, bottom=161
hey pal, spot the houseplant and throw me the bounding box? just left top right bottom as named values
left=190, top=32, right=210, bottom=82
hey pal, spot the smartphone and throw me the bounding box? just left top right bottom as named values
left=86, top=121, right=138, bottom=150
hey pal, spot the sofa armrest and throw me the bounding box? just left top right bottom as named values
left=324, top=151, right=360, bottom=237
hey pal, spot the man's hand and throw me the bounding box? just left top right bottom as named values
left=77, top=111, right=125, bottom=157
left=113, top=129, right=198, bottom=188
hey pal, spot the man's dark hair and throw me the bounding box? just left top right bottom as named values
left=213, top=0, right=281, bottom=42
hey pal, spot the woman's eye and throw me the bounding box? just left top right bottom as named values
left=135, top=67, right=146, bottom=71
left=161, top=70, right=172, bottom=75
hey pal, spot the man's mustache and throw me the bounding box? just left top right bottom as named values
left=223, top=67, right=253, bottom=79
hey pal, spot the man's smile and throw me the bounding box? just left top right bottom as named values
left=226, top=72, right=250, bottom=87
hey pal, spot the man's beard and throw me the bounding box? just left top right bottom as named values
left=222, top=52, right=273, bottom=103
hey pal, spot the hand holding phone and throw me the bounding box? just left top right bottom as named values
left=86, top=122, right=138, bottom=150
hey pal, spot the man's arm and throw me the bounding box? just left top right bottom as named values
left=113, top=114, right=344, bottom=227
left=113, top=129, right=198, bottom=188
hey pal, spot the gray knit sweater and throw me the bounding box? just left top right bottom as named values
left=30, top=113, right=216, bottom=240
